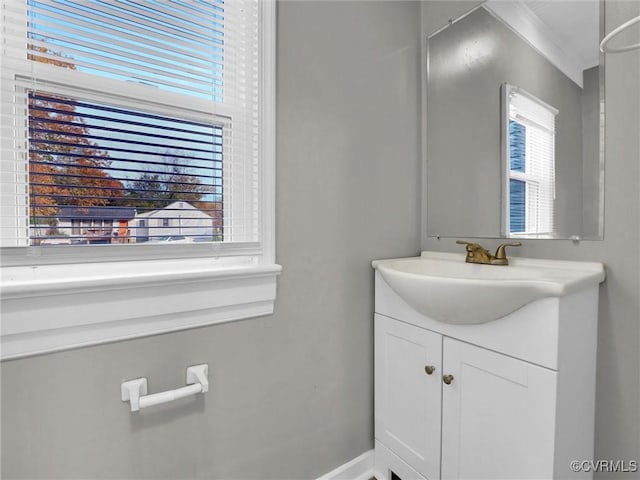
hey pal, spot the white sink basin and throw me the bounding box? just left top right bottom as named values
left=372, top=251, right=605, bottom=324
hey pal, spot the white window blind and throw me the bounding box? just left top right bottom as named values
left=1, top=0, right=262, bottom=252
left=504, top=84, right=557, bottom=236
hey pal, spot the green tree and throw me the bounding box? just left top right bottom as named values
left=124, top=153, right=213, bottom=212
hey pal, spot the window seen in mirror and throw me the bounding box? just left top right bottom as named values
left=506, top=86, right=557, bottom=236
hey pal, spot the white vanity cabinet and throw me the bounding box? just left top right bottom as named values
left=375, top=315, right=443, bottom=479
left=373, top=262, right=601, bottom=480
left=440, top=336, right=557, bottom=480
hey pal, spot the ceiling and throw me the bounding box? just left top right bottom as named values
left=484, top=0, right=600, bottom=86
left=523, top=1, right=600, bottom=69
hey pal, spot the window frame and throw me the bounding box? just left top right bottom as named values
left=0, top=0, right=279, bottom=360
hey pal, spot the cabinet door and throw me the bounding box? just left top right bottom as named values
left=375, top=314, right=442, bottom=480
left=441, top=338, right=557, bottom=480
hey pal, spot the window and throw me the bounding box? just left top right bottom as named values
left=27, top=92, right=223, bottom=246
left=502, top=84, right=557, bottom=237
left=2, top=0, right=270, bottom=254
left=0, top=1, right=279, bottom=359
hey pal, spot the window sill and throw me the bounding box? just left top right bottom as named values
left=1, top=258, right=282, bottom=360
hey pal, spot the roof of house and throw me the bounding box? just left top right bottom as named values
left=58, top=206, right=137, bottom=220
left=135, top=201, right=209, bottom=218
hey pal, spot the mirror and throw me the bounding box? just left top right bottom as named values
left=426, top=1, right=604, bottom=240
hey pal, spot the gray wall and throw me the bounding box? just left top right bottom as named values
left=423, top=1, right=640, bottom=475
left=582, top=65, right=602, bottom=239
left=426, top=5, right=585, bottom=239
left=0, top=2, right=422, bottom=478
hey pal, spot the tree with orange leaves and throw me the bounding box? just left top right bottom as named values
left=27, top=45, right=124, bottom=225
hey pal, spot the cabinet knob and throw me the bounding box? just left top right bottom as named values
left=442, top=374, right=454, bottom=385
left=424, top=365, right=435, bottom=375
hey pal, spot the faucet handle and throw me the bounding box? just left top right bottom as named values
left=456, top=240, right=479, bottom=249
left=494, top=242, right=522, bottom=261
left=456, top=240, right=487, bottom=252
left=457, top=240, right=492, bottom=264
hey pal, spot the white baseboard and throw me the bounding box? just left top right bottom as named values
left=317, top=450, right=376, bottom=480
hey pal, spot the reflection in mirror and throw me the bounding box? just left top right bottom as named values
left=502, top=83, right=558, bottom=237
left=425, top=1, right=604, bottom=240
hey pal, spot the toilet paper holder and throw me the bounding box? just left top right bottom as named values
left=121, top=364, right=208, bottom=412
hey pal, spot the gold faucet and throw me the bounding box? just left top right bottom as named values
left=456, top=240, right=522, bottom=265
left=492, top=242, right=522, bottom=265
